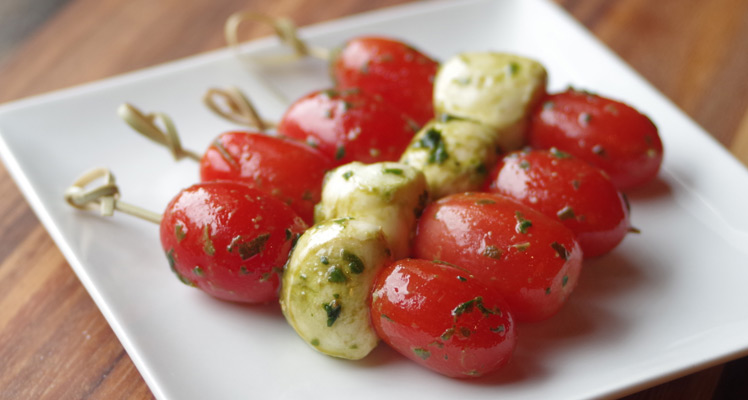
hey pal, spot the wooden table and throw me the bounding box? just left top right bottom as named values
left=1, top=0, right=746, bottom=398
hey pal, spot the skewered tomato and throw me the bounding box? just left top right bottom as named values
left=485, top=149, right=631, bottom=258
left=332, top=36, right=438, bottom=128
left=413, top=192, right=583, bottom=322
left=371, top=258, right=516, bottom=378
left=277, top=88, right=418, bottom=166
left=160, top=181, right=307, bottom=303
left=200, top=131, right=332, bottom=225
left=528, top=88, right=663, bottom=190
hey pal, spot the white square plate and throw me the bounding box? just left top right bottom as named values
left=2, top=0, right=748, bottom=398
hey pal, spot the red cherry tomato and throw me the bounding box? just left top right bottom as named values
left=413, top=192, right=583, bottom=322
left=199, top=131, right=332, bottom=225
left=528, top=88, right=663, bottom=190
left=277, top=88, right=417, bottom=166
left=371, top=258, right=516, bottom=378
left=485, top=149, right=631, bottom=258
left=332, top=36, right=439, bottom=128
left=160, top=181, right=307, bottom=303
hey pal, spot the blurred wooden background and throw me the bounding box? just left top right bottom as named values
left=1, top=0, right=747, bottom=399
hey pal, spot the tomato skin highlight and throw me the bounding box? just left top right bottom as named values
left=370, top=259, right=516, bottom=378
left=277, top=88, right=418, bottom=167
left=199, top=131, right=332, bottom=225
left=485, top=149, right=631, bottom=258
left=332, top=36, right=438, bottom=128
left=413, top=192, right=583, bottom=322
left=159, top=182, right=307, bottom=303
left=528, top=88, right=663, bottom=190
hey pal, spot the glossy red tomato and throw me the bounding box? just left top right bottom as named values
left=199, top=131, right=332, bottom=225
left=485, top=149, right=631, bottom=258
left=332, top=36, right=439, bottom=128
left=277, top=88, right=418, bottom=166
left=160, top=181, right=307, bottom=303
left=528, top=88, right=663, bottom=190
left=413, top=192, right=583, bottom=322
left=370, top=258, right=516, bottom=378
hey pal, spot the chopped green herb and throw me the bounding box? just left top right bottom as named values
left=332, top=217, right=352, bottom=225
left=457, top=276, right=467, bottom=282
left=545, top=287, right=552, bottom=295
left=475, top=198, right=496, bottom=205
left=543, top=101, right=555, bottom=110
left=551, top=241, right=568, bottom=260
left=320, top=89, right=337, bottom=98
left=483, top=245, right=502, bottom=259
left=507, top=62, right=520, bottom=75
left=579, top=112, right=592, bottom=125
left=381, top=314, right=394, bottom=322
left=202, top=225, right=215, bottom=256
left=193, top=266, right=204, bottom=276
left=441, top=328, right=455, bottom=341
left=414, top=128, right=449, bottom=164
left=557, top=206, right=576, bottom=221
left=382, top=167, right=404, bottom=175
left=342, top=250, right=364, bottom=274
left=452, top=296, right=498, bottom=318
left=320, top=256, right=330, bottom=265
left=301, top=190, right=313, bottom=201
left=592, top=144, right=607, bottom=157
left=571, top=180, right=581, bottom=190
left=550, top=147, right=571, bottom=159
left=412, top=348, right=431, bottom=360
left=519, top=160, right=531, bottom=170
left=335, top=146, right=346, bottom=160
left=459, top=327, right=473, bottom=337
left=285, top=228, right=292, bottom=241
left=175, top=223, right=186, bottom=242
left=227, top=233, right=270, bottom=260
left=562, top=275, right=569, bottom=287
left=342, top=170, right=354, bottom=180
left=239, top=266, right=249, bottom=275
left=311, top=338, right=320, bottom=346
left=323, top=300, right=342, bottom=327
left=433, top=260, right=461, bottom=269
left=512, top=242, right=531, bottom=252
left=491, top=325, right=506, bottom=334
left=166, top=249, right=193, bottom=286
left=515, top=212, right=533, bottom=234
left=327, top=266, right=346, bottom=283
left=211, top=139, right=238, bottom=168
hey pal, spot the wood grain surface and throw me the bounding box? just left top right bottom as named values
left=0, top=0, right=747, bottom=399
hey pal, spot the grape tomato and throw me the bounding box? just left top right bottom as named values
left=277, top=88, right=418, bottom=166
left=413, top=192, right=583, bottom=322
left=332, top=36, right=438, bottom=127
left=485, top=149, right=631, bottom=258
left=160, top=181, right=307, bottom=303
left=528, top=88, right=663, bottom=190
left=370, top=258, right=516, bottom=378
